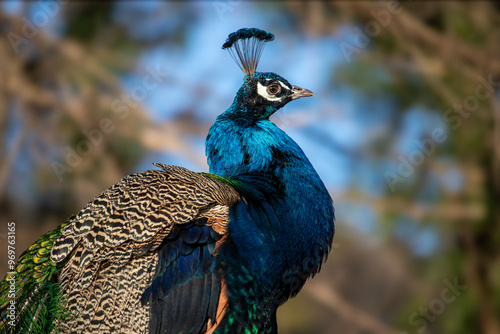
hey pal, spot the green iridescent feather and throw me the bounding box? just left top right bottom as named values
left=0, top=221, right=72, bottom=333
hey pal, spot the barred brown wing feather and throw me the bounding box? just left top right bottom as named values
left=51, top=164, right=238, bottom=264
left=48, top=164, right=239, bottom=333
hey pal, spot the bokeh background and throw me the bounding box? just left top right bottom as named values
left=1, top=1, right=499, bottom=333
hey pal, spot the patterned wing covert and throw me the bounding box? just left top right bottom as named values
left=2, top=164, right=239, bottom=334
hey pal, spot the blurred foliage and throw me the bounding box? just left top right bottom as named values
left=307, top=2, right=500, bottom=334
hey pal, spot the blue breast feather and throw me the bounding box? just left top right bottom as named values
left=207, top=115, right=335, bottom=292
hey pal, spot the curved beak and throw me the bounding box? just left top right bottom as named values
left=290, top=85, right=315, bottom=100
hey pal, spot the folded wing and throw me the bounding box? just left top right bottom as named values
left=1, top=164, right=239, bottom=334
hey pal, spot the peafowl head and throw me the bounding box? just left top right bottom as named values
left=222, top=28, right=314, bottom=120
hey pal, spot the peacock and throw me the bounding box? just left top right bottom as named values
left=0, top=28, right=334, bottom=334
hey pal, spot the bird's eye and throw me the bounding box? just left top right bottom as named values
left=267, top=85, right=281, bottom=95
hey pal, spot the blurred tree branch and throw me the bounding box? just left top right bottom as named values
left=305, top=282, right=401, bottom=334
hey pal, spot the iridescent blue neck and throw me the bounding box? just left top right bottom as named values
left=205, top=108, right=334, bottom=265
left=206, top=106, right=335, bottom=329
left=206, top=107, right=303, bottom=176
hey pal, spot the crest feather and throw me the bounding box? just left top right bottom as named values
left=222, top=28, right=274, bottom=75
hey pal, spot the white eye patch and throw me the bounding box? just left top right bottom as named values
left=257, top=81, right=289, bottom=101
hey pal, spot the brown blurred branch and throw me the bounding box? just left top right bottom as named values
left=140, top=121, right=208, bottom=168
left=304, top=282, right=401, bottom=334
left=336, top=190, right=484, bottom=222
